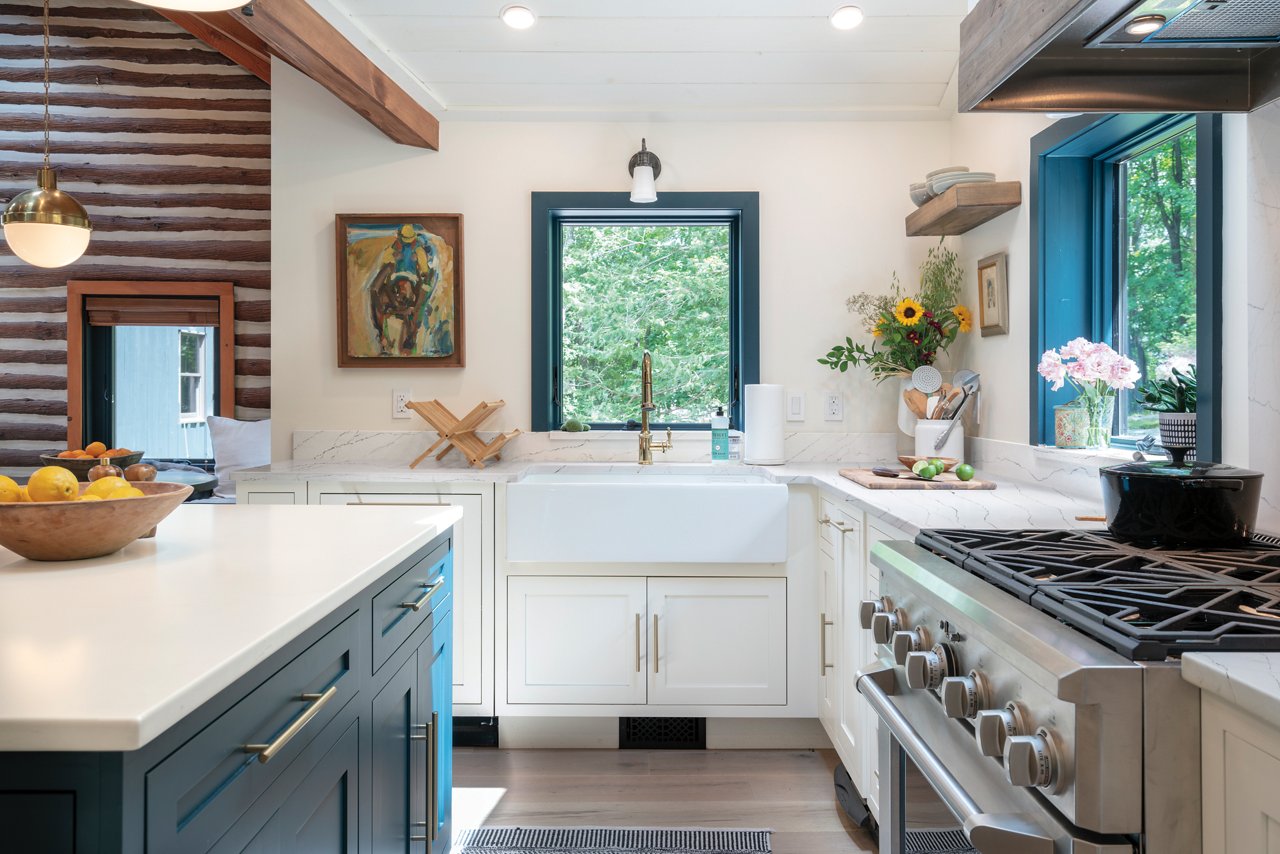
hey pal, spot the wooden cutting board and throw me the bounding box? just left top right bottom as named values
left=839, top=468, right=996, bottom=490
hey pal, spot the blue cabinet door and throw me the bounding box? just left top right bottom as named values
left=419, top=611, right=453, bottom=854
left=371, top=653, right=426, bottom=854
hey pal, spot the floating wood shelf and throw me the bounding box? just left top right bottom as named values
left=905, top=181, right=1022, bottom=237
left=408, top=399, right=520, bottom=469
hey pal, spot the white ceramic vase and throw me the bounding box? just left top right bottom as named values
left=897, top=376, right=918, bottom=437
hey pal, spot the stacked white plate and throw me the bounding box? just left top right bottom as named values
left=927, top=169, right=995, bottom=197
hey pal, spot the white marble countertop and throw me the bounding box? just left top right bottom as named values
left=1183, top=653, right=1280, bottom=725
left=235, top=459, right=1107, bottom=536
left=0, top=503, right=461, bottom=752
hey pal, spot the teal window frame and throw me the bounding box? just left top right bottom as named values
left=1029, top=113, right=1222, bottom=458
left=530, top=192, right=760, bottom=432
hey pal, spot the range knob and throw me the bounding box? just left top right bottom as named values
left=940, top=670, right=991, bottom=719
left=859, top=597, right=889, bottom=630
left=891, top=626, right=931, bottom=666
left=905, top=643, right=956, bottom=691
left=870, top=609, right=905, bottom=645
left=1004, top=727, right=1062, bottom=790
left=975, top=702, right=1028, bottom=757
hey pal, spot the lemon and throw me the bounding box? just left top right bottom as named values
left=77, top=494, right=103, bottom=502
left=17, top=486, right=31, bottom=503
left=107, top=486, right=145, bottom=500
left=86, top=476, right=129, bottom=499
left=27, top=466, right=79, bottom=502
left=0, top=475, right=20, bottom=504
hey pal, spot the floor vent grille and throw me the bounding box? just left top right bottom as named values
left=619, top=717, right=706, bottom=749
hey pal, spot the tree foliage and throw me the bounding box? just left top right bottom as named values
left=1120, top=127, right=1197, bottom=433
left=560, top=224, right=731, bottom=424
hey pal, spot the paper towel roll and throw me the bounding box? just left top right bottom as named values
left=744, top=384, right=785, bottom=465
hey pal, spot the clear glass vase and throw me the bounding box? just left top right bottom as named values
left=1080, top=395, right=1116, bottom=450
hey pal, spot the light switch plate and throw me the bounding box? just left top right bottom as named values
left=823, top=393, right=843, bottom=422
left=786, top=391, right=805, bottom=422
left=392, top=389, right=413, bottom=419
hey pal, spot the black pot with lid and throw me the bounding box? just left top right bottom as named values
left=1099, top=457, right=1264, bottom=547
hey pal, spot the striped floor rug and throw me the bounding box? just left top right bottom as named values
left=453, top=827, right=771, bottom=854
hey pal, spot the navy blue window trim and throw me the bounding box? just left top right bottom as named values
left=1029, top=113, right=1222, bottom=460
left=530, top=192, right=760, bottom=432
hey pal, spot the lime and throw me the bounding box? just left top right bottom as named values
left=929, top=458, right=945, bottom=470
left=918, top=465, right=937, bottom=480
left=955, top=464, right=976, bottom=482
left=911, top=460, right=932, bottom=475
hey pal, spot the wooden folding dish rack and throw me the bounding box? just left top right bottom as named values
left=408, top=399, right=521, bottom=469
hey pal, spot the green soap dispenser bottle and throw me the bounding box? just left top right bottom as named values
left=711, top=406, right=730, bottom=462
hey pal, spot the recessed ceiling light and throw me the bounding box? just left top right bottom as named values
left=501, top=5, right=536, bottom=29
left=1124, top=14, right=1166, bottom=36
left=829, top=5, right=864, bottom=30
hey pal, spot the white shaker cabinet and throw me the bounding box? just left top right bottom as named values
left=1202, top=692, right=1280, bottom=854
left=506, top=576, right=787, bottom=707
left=507, top=576, right=648, bottom=705
left=817, top=527, right=838, bottom=733
left=310, top=486, right=493, bottom=715
left=648, top=577, right=787, bottom=706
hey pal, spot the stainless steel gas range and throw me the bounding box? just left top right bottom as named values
left=856, top=529, right=1280, bottom=854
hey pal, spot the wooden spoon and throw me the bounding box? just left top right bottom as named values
left=903, top=388, right=929, bottom=420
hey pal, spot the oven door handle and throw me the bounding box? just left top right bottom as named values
left=857, top=664, right=1056, bottom=854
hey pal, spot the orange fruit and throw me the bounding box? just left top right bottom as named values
left=107, top=486, right=145, bottom=500
left=56, top=450, right=78, bottom=459
left=27, top=466, right=79, bottom=502
left=86, top=476, right=129, bottom=499
left=0, top=475, right=20, bottom=504
left=84, top=441, right=107, bottom=457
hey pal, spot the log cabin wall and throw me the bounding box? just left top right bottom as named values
left=0, top=0, right=269, bottom=468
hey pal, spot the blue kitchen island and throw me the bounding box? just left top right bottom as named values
left=0, top=503, right=460, bottom=854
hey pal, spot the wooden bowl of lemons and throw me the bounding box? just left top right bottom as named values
left=0, top=468, right=191, bottom=561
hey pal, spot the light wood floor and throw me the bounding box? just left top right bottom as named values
left=452, top=747, right=878, bottom=853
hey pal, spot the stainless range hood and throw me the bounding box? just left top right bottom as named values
left=959, top=0, right=1280, bottom=113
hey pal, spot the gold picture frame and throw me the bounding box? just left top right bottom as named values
left=976, top=251, right=1008, bottom=337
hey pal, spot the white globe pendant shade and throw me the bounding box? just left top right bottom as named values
left=629, top=165, right=657, bottom=204
left=2, top=168, right=92, bottom=268
left=130, top=0, right=247, bottom=11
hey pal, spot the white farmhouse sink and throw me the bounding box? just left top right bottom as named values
left=506, top=471, right=789, bottom=563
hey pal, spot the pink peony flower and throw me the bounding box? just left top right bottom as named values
left=1038, top=350, right=1067, bottom=391
left=1060, top=337, right=1093, bottom=360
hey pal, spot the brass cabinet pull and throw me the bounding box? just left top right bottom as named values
left=819, top=516, right=857, bottom=534
left=653, top=614, right=660, bottom=675
left=820, top=612, right=834, bottom=675
left=242, top=684, right=338, bottom=764
left=635, top=613, right=642, bottom=673
left=400, top=576, right=446, bottom=612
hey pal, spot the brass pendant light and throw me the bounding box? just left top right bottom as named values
left=2, top=0, right=92, bottom=268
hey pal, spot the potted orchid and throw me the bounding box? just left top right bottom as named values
left=1038, top=338, right=1141, bottom=449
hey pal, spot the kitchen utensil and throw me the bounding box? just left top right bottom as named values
left=39, top=450, right=144, bottom=480
left=408, top=399, right=521, bottom=469
left=871, top=467, right=901, bottom=478
left=926, top=165, right=969, bottom=180
left=1099, top=460, right=1264, bottom=547
left=910, top=365, right=942, bottom=394
left=839, top=468, right=994, bottom=490
left=1075, top=515, right=1107, bottom=522
left=897, top=455, right=959, bottom=472
left=931, top=386, right=962, bottom=419
left=0, top=481, right=192, bottom=561
left=902, top=388, right=929, bottom=420
left=934, top=371, right=980, bottom=450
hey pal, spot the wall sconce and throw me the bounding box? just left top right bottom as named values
left=628, top=139, right=661, bottom=204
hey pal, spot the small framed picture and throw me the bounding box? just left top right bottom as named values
left=336, top=213, right=465, bottom=368
left=976, top=251, right=1008, bottom=337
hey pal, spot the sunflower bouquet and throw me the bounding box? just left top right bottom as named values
left=819, top=243, right=971, bottom=383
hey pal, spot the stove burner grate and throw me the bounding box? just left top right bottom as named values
left=916, top=528, right=1280, bottom=660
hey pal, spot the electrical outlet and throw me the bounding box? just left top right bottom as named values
left=392, top=389, right=413, bottom=419
left=823, top=393, right=843, bottom=422
left=786, top=391, right=805, bottom=422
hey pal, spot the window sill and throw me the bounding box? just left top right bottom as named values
left=1030, top=444, right=1136, bottom=468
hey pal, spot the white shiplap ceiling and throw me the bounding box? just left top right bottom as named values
left=327, top=0, right=967, bottom=121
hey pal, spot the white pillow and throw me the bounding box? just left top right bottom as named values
left=207, top=416, right=271, bottom=499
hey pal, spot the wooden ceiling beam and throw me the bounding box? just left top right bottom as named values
left=159, top=0, right=440, bottom=150
left=158, top=10, right=271, bottom=85
left=239, top=0, right=439, bottom=150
